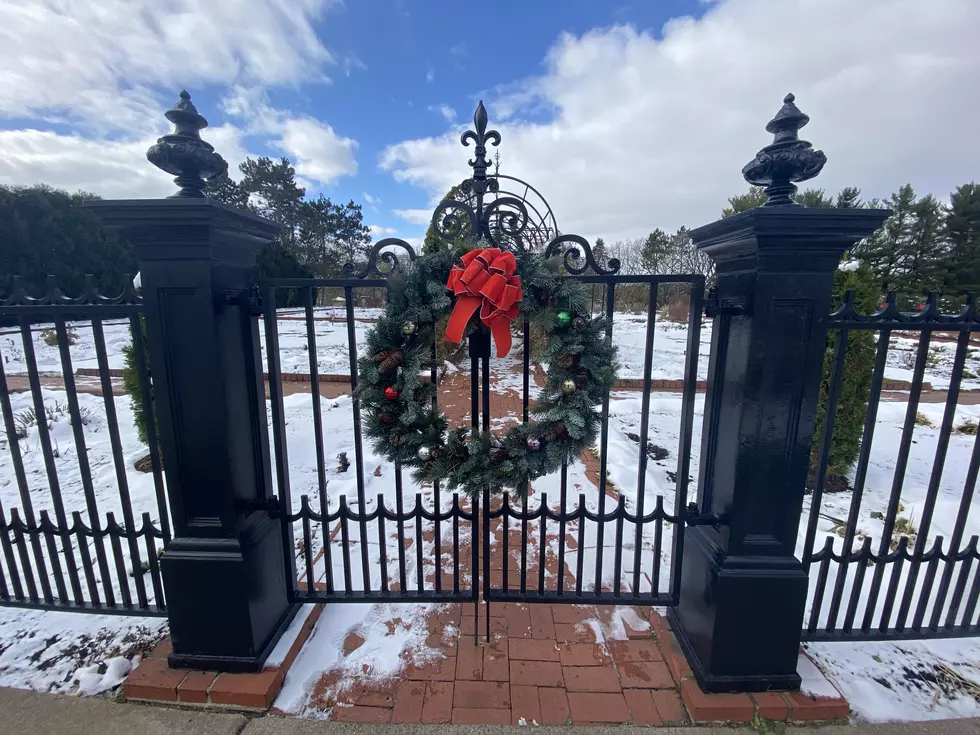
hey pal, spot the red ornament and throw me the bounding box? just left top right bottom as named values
left=384, top=386, right=399, bottom=401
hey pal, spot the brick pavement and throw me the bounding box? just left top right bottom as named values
left=122, top=360, right=849, bottom=725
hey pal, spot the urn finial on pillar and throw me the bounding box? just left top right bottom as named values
left=147, top=90, right=228, bottom=198
left=742, top=93, right=827, bottom=207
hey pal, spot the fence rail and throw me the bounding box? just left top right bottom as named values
left=802, top=291, right=980, bottom=641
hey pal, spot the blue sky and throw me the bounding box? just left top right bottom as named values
left=187, top=0, right=711, bottom=242
left=1, top=0, right=979, bottom=248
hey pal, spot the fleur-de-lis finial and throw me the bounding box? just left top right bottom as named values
left=146, top=90, right=228, bottom=198
left=460, top=101, right=501, bottom=186
left=741, top=93, right=827, bottom=206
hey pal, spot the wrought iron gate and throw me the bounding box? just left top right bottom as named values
left=261, top=268, right=705, bottom=625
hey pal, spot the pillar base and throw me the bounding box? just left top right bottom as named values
left=671, top=527, right=807, bottom=693
left=162, top=516, right=294, bottom=672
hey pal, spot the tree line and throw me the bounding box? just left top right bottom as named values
left=205, top=157, right=372, bottom=276
left=1, top=156, right=376, bottom=312
left=601, top=181, right=980, bottom=308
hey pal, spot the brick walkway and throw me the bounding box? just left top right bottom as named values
left=300, top=603, right=847, bottom=725
left=123, top=358, right=849, bottom=725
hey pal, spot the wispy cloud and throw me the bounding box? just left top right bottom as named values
left=392, top=208, right=432, bottom=226
left=428, top=104, right=457, bottom=123
left=342, top=55, right=367, bottom=77
left=426, top=68, right=435, bottom=83
left=363, top=192, right=380, bottom=206
left=369, top=224, right=398, bottom=237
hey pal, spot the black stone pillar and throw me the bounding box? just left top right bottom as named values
left=87, top=92, right=295, bottom=671
left=669, top=95, right=890, bottom=692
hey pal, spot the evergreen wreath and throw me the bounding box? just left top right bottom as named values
left=356, top=238, right=617, bottom=498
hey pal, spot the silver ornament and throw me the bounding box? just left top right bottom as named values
left=401, top=321, right=417, bottom=336
left=417, top=445, right=432, bottom=461
left=526, top=437, right=541, bottom=451
left=561, top=378, right=576, bottom=394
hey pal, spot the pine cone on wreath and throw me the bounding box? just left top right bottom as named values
left=544, top=421, right=567, bottom=441
left=372, top=349, right=404, bottom=373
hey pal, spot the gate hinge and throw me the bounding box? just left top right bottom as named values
left=703, top=287, right=747, bottom=318
left=685, top=502, right=725, bottom=528
left=217, top=287, right=263, bottom=316
left=236, top=495, right=281, bottom=518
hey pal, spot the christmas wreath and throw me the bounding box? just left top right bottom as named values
left=356, top=240, right=617, bottom=498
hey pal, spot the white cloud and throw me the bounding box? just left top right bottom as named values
left=392, top=208, right=433, bottom=226
left=274, top=116, right=357, bottom=185
left=429, top=104, right=457, bottom=123
left=0, top=0, right=338, bottom=135
left=369, top=224, right=399, bottom=237
left=0, top=0, right=352, bottom=197
left=426, top=68, right=435, bottom=83
left=381, top=0, right=980, bottom=243
left=0, top=122, right=252, bottom=199
left=221, top=86, right=358, bottom=186
left=342, top=55, right=368, bottom=77
left=363, top=192, right=380, bottom=207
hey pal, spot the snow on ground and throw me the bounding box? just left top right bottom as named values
left=5, top=308, right=977, bottom=390
left=0, top=606, right=164, bottom=695
left=1, top=308, right=980, bottom=717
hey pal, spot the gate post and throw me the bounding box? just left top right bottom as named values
left=670, top=94, right=889, bottom=692
left=88, top=91, right=294, bottom=671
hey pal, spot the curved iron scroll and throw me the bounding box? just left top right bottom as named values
left=343, top=238, right=419, bottom=279
left=830, top=290, right=979, bottom=325
left=0, top=274, right=142, bottom=306
left=545, top=234, right=621, bottom=276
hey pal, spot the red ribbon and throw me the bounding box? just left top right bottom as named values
left=445, top=248, right=523, bottom=357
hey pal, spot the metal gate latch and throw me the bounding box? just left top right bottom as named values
left=236, top=495, right=281, bottom=518
left=685, top=502, right=724, bottom=528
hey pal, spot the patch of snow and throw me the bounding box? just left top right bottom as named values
left=798, top=652, right=842, bottom=699
left=73, top=655, right=133, bottom=696
left=274, top=602, right=434, bottom=715
left=0, top=607, right=164, bottom=694
left=264, top=604, right=318, bottom=669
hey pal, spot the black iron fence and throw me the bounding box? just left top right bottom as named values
left=0, top=276, right=169, bottom=615
left=803, top=292, right=980, bottom=641
left=261, top=269, right=705, bottom=632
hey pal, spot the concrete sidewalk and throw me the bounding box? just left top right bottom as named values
left=2, top=688, right=980, bottom=735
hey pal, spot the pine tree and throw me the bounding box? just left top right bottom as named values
left=593, top=237, right=608, bottom=269
left=835, top=187, right=862, bottom=209
left=794, top=188, right=834, bottom=208
left=722, top=186, right=767, bottom=217
left=945, top=183, right=980, bottom=296
left=810, top=261, right=879, bottom=487
left=856, top=184, right=917, bottom=294
left=899, top=194, right=947, bottom=304
left=640, top=229, right=670, bottom=273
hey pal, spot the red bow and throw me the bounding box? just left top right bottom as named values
left=445, top=248, right=523, bottom=357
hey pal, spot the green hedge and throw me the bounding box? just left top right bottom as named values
left=809, top=261, right=879, bottom=489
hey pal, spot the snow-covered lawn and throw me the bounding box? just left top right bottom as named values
left=5, top=308, right=977, bottom=389
left=1, top=310, right=980, bottom=719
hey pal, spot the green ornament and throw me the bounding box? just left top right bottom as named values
left=401, top=321, right=417, bottom=336
left=556, top=310, right=572, bottom=327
